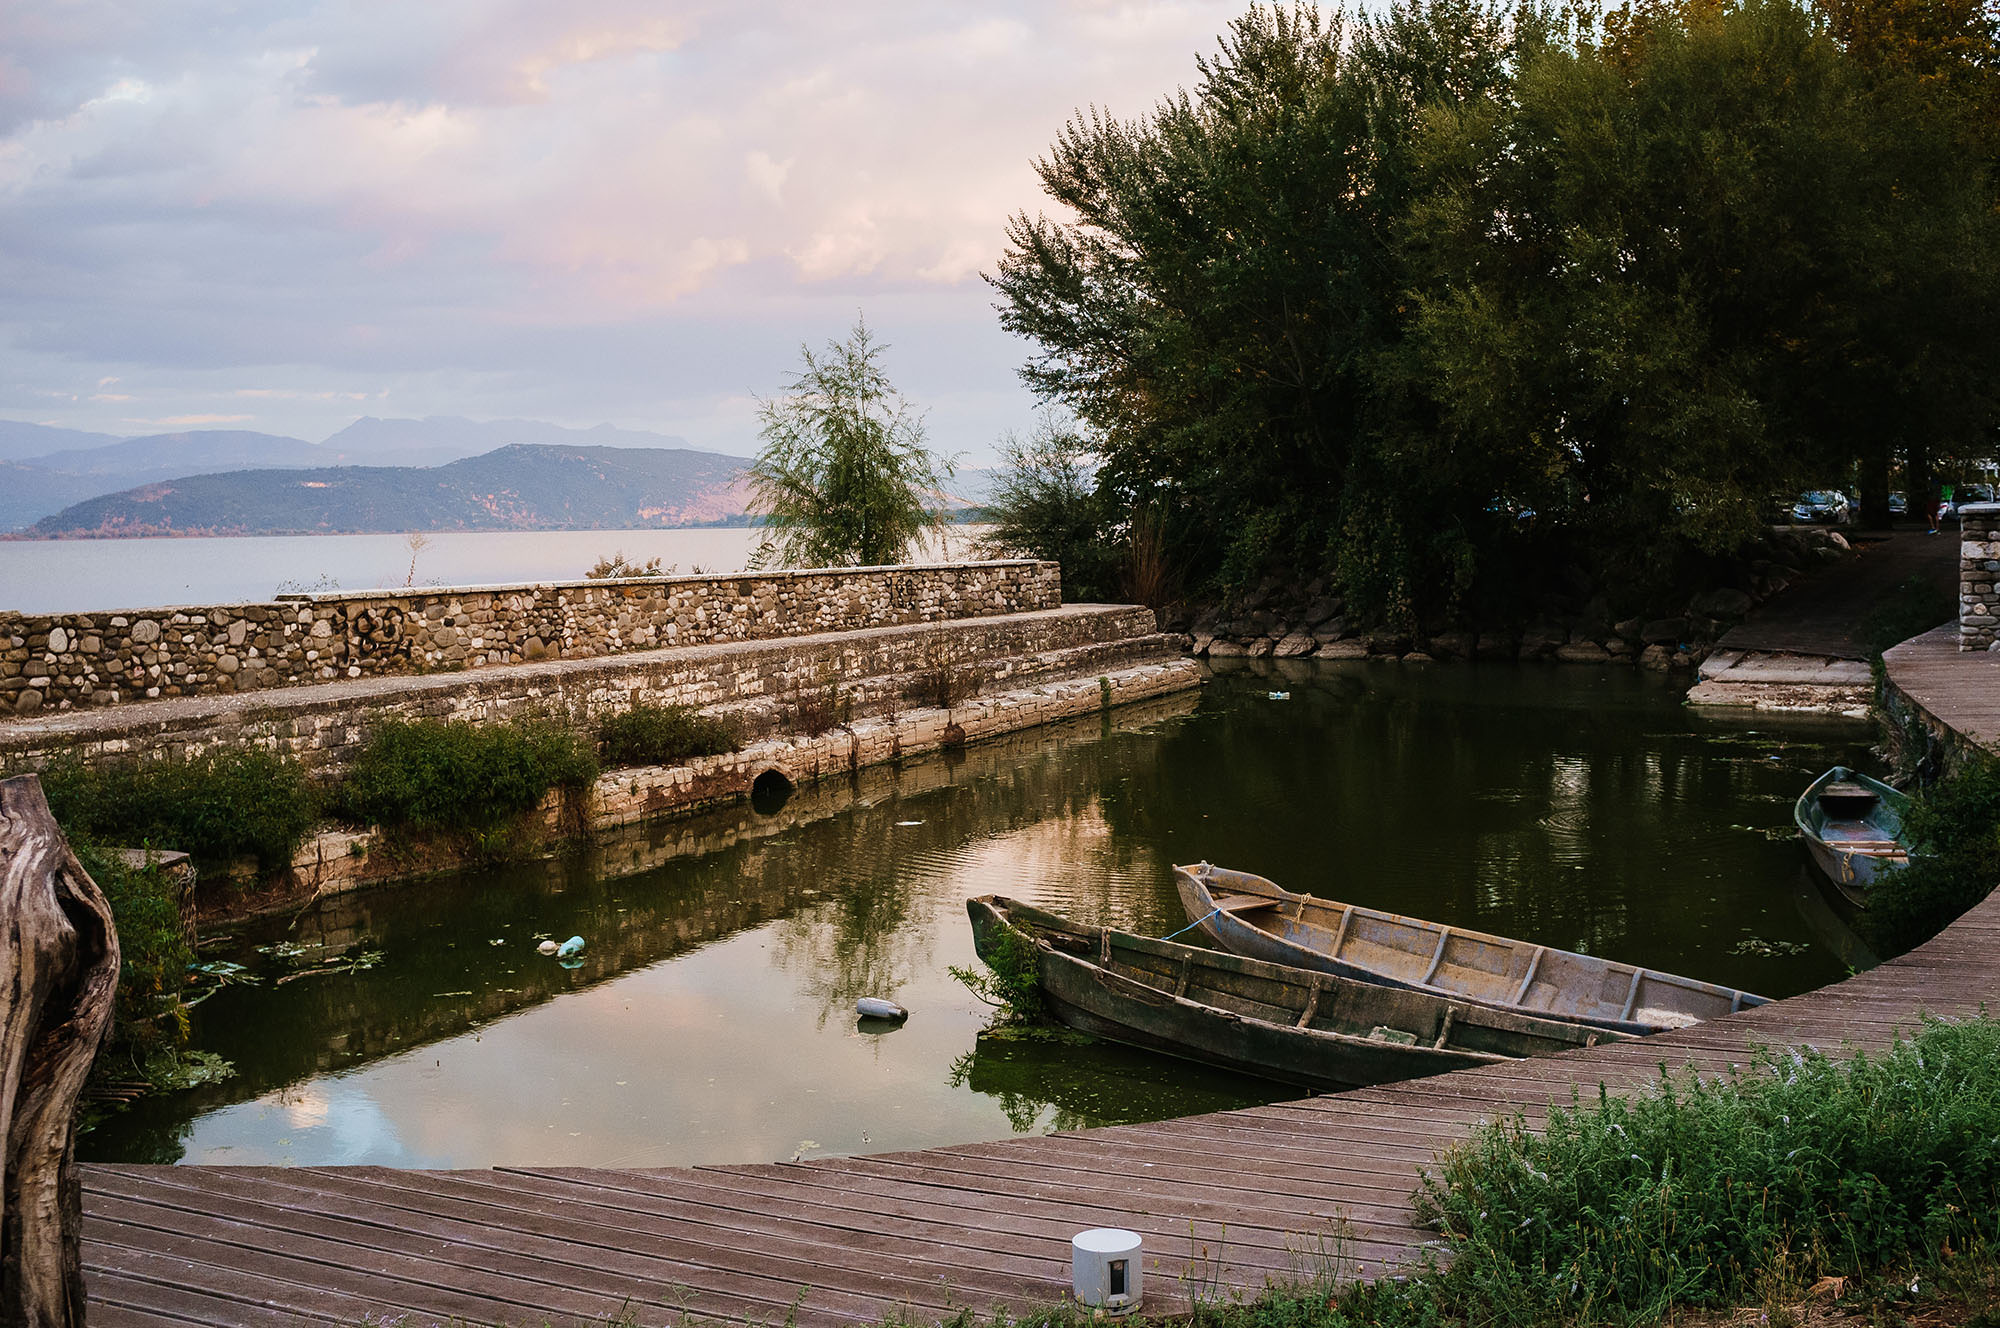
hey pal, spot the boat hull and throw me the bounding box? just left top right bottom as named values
left=967, top=896, right=1626, bottom=1094
left=1174, top=864, right=1768, bottom=1036
left=1794, top=766, right=1911, bottom=909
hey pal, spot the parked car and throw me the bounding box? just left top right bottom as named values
left=1941, top=484, right=1996, bottom=519
left=1889, top=491, right=1907, bottom=516
left=1791, top=490, right=1852, bottom=524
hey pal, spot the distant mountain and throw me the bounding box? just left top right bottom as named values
left=27, top=444, right=755, bottom=538
left=0, top=463, right=109, bottom=532
left=323, top=416, right=716, bottom=463
left=24, top=429, right=327, bottom=480
left=0, top=420, right=127, bottom=463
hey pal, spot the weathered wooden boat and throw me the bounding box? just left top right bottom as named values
left=1794, top=766, right=1911, bottom=908
left=965, top=895, right=1631, bottom=1093
left=1174, top=863, right=1769, bottom=1036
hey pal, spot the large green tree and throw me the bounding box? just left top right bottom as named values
left=1412, top=0, right=2000, bottom=571
left=748, top=318, right=955, bottom=569
left=990, top=1, right=1525, bottom=602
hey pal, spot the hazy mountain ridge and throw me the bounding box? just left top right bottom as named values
left=0, top=415, right=734, bottom=532
left=26, top=444, right=757, bottom=538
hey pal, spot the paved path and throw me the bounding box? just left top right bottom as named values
left=1718, top=528, right=1955, bottom=660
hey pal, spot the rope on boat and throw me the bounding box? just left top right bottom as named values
left=1158, top=907, right=1221, bottom=943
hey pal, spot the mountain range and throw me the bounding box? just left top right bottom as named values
left=0, top=416, right=733, bottom=535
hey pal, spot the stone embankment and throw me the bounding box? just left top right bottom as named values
left=0, top=561, right=1199, bottom=901
left=0, top=562, right=1059, bottom=715
left=1180, top=526, right=1852, bottom=668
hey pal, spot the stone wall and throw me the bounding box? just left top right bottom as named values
left=0, top=605, right=1166, bottom=778
left=1960, top=503, right=2000, bottom=651
left=0, top=561, right=1060, bottom=715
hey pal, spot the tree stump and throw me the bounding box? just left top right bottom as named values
left=0, top=776, right=120, bottom=1327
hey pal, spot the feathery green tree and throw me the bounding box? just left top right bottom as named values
left=749, top=318, right=955, bottom=569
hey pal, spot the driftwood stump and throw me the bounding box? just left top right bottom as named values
left=0, top=776, right=119, bottom=1327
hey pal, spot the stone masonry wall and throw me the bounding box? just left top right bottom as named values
left=0, top=561, right=1061, bottom=715
left=1961, top=503, right=2000, bottom=652
left=0, top=605, right=1165, bottom=779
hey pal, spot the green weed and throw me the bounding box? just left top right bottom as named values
left=333, top=718, right=599, bottom=835
left=39, top=748, right=315, bottom=876
left=597, top=704, right=744, bottom=768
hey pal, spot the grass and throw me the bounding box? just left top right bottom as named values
left=37, top=747, right=316, bottom=875
left=597, top=704, right=743, bottom=767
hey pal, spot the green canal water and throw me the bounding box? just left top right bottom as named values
left=83, top=660, right=1880, bottom=1168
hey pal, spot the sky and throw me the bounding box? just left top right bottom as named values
left=0, top=1, right=1250, bottom=461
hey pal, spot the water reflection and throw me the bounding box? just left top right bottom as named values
left=82, top=664, right=1877, bottom=1169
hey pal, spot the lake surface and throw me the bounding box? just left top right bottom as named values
left=0, top=527, right=988, bottom=615
left=83, top=661, right=1878, bottom=1169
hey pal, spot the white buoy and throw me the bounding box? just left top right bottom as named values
left=537, top=940, right=560, bottom=956
left=1071, top=1228, right=1142, bottom=1317
left=856, top=997, right=908, bottom=1020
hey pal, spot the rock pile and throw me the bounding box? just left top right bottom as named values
left=1177, top=527, right=1852, bottom=668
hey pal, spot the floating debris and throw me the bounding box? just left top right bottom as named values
left=556, top=936, right=586, bottom=959
left=1268, top=691, right=1291, bottom=700
left=274, top=950, right=384, bottom=985
left=895, top=821, right=924, bottom=827
left=856, top=997, right=908, bottom=1021
left=537, top=939, right=560, bottom=955
left=1731, top=937, right=1810, bottom=958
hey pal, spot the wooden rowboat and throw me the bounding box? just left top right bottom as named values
left=1794, top=766, right=1911, bottom=908
left=1173, top=863, right=1768, bottom=1036
left=965, top=895, right=1630, bottom=1094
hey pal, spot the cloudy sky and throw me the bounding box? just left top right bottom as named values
left=0, top=1, right=1249, bottom=460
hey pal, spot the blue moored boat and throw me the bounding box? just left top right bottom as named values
left=1794, top=766, right=1911, bottom=907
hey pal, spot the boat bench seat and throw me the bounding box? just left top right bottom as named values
left=1211, top=893, right=1281, bottom=914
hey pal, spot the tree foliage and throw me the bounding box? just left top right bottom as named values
left=992, top=0, right=2000, bottom=627
left=749, top=318, right=954, bottom=569
left=976, top=414, right=1118, bottom=600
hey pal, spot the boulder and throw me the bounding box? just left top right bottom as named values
left=1190, top=632, right=1216, bottom=656
left=1364, top=632, right=1412, bottom=656
left=1474, top=633, right=1518, bottom=660
left=1639, top=644, right=1673, bottom=671
left=1640, top=617, right=1686, bottom=645
left=1206, top=639, right=1249, bottom=658
left=1272, top=633, right=1317, bottom=658
left=1554, top=641, right=1612, bottom=663
left=1689, top=588, right=1753, bottom=620
left=1427, top=630, right=1477, bottom=659
left=1611, top=617, right=1644, bottom=641
left=1318, top=639, right=1368, bottom=659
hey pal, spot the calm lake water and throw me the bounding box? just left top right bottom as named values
left=83, top=660, right=1878, bottom=1169
left=0, top=527, right=988, bottom=616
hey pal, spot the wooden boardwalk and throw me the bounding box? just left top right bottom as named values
left=1884, top=624, right=2000, bottom=753
left=81, top=893, right=2000, bottom=1328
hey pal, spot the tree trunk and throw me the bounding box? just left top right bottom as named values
left=1857, top=440, right=1893, bottom=529
left=0, top=776, right=119, bottom=1328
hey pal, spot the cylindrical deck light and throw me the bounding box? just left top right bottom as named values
left=1071, top=1228, right=1142, bottom=1317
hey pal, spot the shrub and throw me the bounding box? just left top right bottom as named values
left=1415, top=1017, right=2000, bottom=1324
left=1866, top=757, right=2000, bottom=957
left=596, top=704, right=743, bottom=767
left=73, top=841, right=194, bottom=1059
left=334, top=719, right=599, bottom=834
left=37, top=748, right=315, bottom=875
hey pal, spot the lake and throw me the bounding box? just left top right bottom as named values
left=81, top=660, right=1878, bottom=1170
left=0, top=527, right=989, bottom=615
